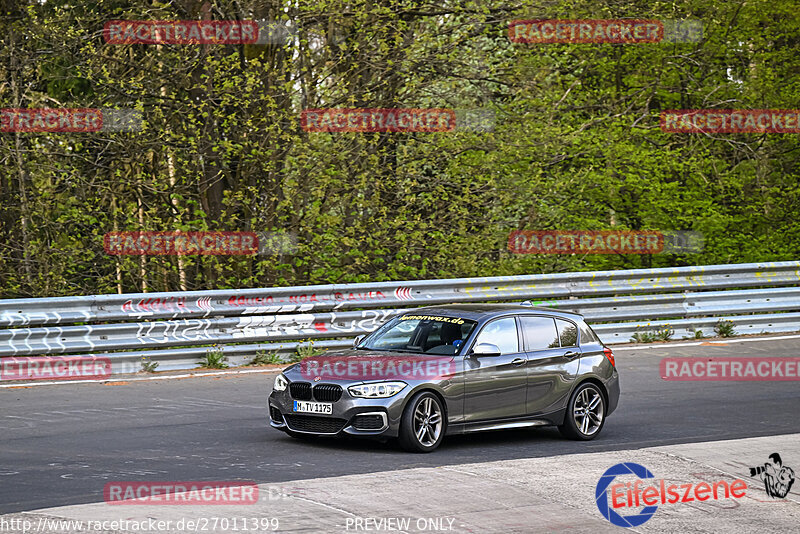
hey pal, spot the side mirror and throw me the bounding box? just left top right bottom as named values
left=471, top=343, right=501, bottom=356
left=353, top=334, right=365, bottom=348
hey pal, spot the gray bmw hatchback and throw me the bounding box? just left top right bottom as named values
left=269, top=304, right=620, bottom=452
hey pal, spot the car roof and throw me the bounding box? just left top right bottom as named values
left=403, top=303, right=583, bottom=321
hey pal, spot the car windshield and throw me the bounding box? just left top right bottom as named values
left=359, top=314, right=477, bottom=355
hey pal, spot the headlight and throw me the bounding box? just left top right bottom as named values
left=348, top=381, right=406, bottom=398
left=273, top=374, right=288, bottom=392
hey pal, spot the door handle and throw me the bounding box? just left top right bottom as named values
left=563, top=351, right=580, bottom=359
left=511, top=358, right=526, bottom=365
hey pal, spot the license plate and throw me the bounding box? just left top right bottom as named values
left=293, top=401, right=333, bottom=415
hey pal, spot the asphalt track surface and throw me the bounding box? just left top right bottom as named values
left=1, top=335, right=799, bottom=515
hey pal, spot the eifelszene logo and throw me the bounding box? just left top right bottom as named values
left=749, top=453, right=795, bottom=498
left=596, top=463, right=658, bottom=528
left=596, top=462, right=747, bottom=528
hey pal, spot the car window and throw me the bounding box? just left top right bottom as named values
left=520, top=316, right=560, bottom=351
left=474, top=317, right=519, bottom=354
left=424, top=322, right=444, bottom=347
left=369, top=318, right=422, bottom=350
left=362, top=316, right=477, bottom=354
left=556, top=319, right=578, bottom=347
left=423, top=321, right=475, bottom=353
left=579, top=322, right=600, bottom=344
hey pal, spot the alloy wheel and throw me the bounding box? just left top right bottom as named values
left=412, top=397, right=443, bottom=447
left=572, top=385, right=604, bottom=437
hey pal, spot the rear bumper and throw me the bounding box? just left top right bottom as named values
left=605, top=371, right=620, bottom=416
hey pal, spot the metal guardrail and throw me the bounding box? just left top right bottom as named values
left=3, top=261, right=798, bottom=326
left=0, top=261, right=798, bottom=375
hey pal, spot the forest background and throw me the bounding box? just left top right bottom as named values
left=1, top=0, right=798, bottom=297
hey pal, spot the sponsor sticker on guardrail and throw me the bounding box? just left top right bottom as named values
left=1, top=356, right=112, bottom=381
left=225, top=290, right=386, bottom=309
left=660, top=357, right=800, bottom=381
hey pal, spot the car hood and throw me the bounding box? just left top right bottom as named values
left=282, top=349, right=457, bottom=384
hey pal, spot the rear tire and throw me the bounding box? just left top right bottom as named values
left=558, top=382, right=606, bottom=440
left=398, top=391, right=446, bottom=453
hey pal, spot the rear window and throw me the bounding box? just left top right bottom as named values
left=556, top=319, right=578, bottom=347
left=519, top=316, right=560, bottom=351
left=579, top=322, right=601, bottom=344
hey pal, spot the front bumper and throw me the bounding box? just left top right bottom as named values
left=269, top=385, right=408, bottom=438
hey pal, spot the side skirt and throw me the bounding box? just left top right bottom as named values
left=446, top=409, right=566, bottom=435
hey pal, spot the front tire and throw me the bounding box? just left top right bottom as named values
left=559, top=382, right=606, bottom=440
left=399, top=392, right=446, bottom=453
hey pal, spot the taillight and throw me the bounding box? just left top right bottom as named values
left=603, top=346, right=616, bottom=367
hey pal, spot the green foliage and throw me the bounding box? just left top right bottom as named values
left=714, top=320, right=737, bottom=338
left=631, top=328, right=674, bottom=343
left=200, top=347, right=229, bottom=369
left=250, top=350, right=284, bottom=366
left=630, top=332, right=656, bottom=343
left=292, top=341, right=324, bottom=362
left=140, top=356, right=159, bottom=373
left=683, top=329, right=705, bottom=340
left=655, top=329, right=675, bottom=342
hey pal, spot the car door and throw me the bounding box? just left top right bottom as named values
left=463, top=316, right=528, bottom=422
left=520, top=316, right=581, bottom=415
